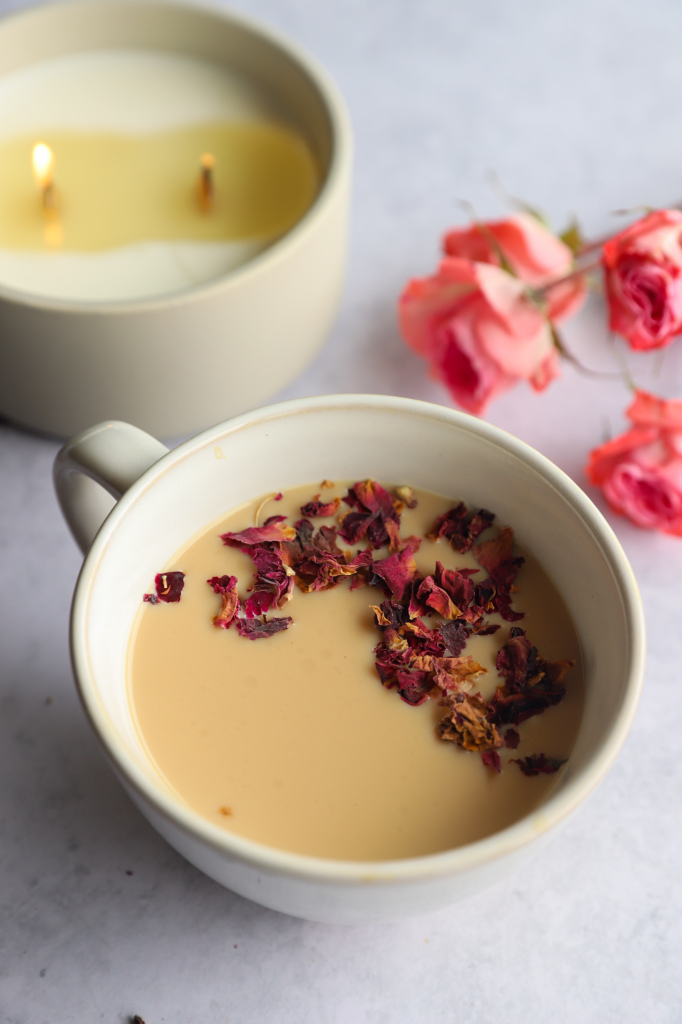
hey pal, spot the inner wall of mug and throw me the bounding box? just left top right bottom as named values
left=82, top=402, right=633, bottom=827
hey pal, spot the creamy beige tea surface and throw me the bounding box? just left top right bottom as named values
left=128, top=483, right=584, bottom=861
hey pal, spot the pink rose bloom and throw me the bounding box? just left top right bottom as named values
left=398, top=257, right=560, bottom=415
left=443, top=212, right=587, bottom=322
left=602, top=209, right=682, bottom=351
left=586, top=390, right=682, bottom=534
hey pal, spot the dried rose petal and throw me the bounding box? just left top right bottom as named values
left=337, top=510, right=374, bottom=545
left=235, top=616, right=293, bottom=640
left=467, top=509, right=497, bottom=544
left=350, top=547, right=374, bottom=570
left=504, top=727, right=521, bottom=749
left=492, top=627, right=574, bottom=725
left=244, top=591, right=273, bottom=618
left=300, top=496, right=341, bottom=517
left=492, top=689, right=559, bottom=726
left=406, top=577, right=430, bottom=619
left=432, top=656, right=486, bottom=693
left=373, top=626, right=412, bottom=683
left=280, top=513, right=375, bottom=594
left=314, top=524, right=345, bottom=556
left=426, top=503, right=467, bottom=542
left=427, top=504, right=495, bottom=552
left=400, top=619, right=446, bottom=656
left=438, top=689, right=502, bottom=752
left=207, top=575, right=237, bottom=595
left=374, top=650, right=411, bottom=686
left=438, top=619, right=470, bottom=656
left=371, top=546, right=417, bottom=601
left=482, top=750, right=502, bottom=772
left=394, top=667, right=432, bottom=706
left=496, top=626, right=536, bottom=688
left=282, top=519, right=345, bottom=565
left=339, top=480, right=402, bottom=550
left=416, top=575, right=460, bottom=619
left=371, top=600, right=410, bottom=631
left=471, top=621, right=501, bottom=637
left=473, top=526, right=514, bottom=573
left=435, top=562, right=477, bottom=610
left=348, top=479, right=397, bottom=516
left=489, top=556, right=526, bottom=622
left=512, top=753, right=566, bottom=775
left=417, top=562, right=477, bottom=620
left=348, top=547, right=374, bottom=589
left=220, top=515, right=296, bottom=547
left=244, top=545, right=294, bottom=615
left=152, top=571, right=185, bottom=603
left=295, top=550, right=360, bottom=592
left=280, top=518, right=314, bottom=567
left=467, top=577, right=496, bottom=622
left=207, top=574, right=240, bottom=628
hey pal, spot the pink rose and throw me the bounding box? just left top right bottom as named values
left=602, top=209, right=682, bottom=351
left=443, top=212, right=587, bottom=323
left=398, top=257, right=560, bottom=415
left=586, top=390, right=682, bottom=534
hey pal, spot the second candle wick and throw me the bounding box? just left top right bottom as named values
left=198, top=152, right=215, bottom=213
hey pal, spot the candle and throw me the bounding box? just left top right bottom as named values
left=0, top=51, right=320, bottom=302
left=0, top=0, right=351, bottom=438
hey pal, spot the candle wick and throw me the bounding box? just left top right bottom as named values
left=42, top=181, right=57, bottom=212
left=198, top=152, right=215, bottom=213
left=32, top=141, right=60, bottom=238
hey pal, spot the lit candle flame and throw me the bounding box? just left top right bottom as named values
left=31, top=141, right=61, bottom=244
left=198, top=152, right=215, bottom=212
left=32, top=142, right=55, bottom=190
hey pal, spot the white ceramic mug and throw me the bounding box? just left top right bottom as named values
left=54, top=395, right=645, bottom=923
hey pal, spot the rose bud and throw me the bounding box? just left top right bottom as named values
left=586, top=389, right=682, bottom=534
left=398, top=257, right=561, bottom=415
left=602, top=209, right=682, bottom=351
left=443, top=212, right=586, bottom=323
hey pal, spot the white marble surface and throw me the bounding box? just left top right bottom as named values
left=2, top=0, right=682, bottom=1020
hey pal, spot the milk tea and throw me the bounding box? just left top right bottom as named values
left=128, top=482, right=584, bottom=861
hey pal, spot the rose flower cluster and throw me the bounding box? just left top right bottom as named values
left=399, top=208, right=682, bottom=535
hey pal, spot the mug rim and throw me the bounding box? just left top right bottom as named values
left=70, top=393, right=646, bottom=884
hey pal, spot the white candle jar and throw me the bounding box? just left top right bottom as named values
left=0, top=0, right=351, bottom=438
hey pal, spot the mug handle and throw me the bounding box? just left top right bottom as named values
left=53, top=420, right=169, bottom=554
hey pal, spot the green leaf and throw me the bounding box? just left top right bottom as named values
left=559, top=218, right=585, bottom=257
